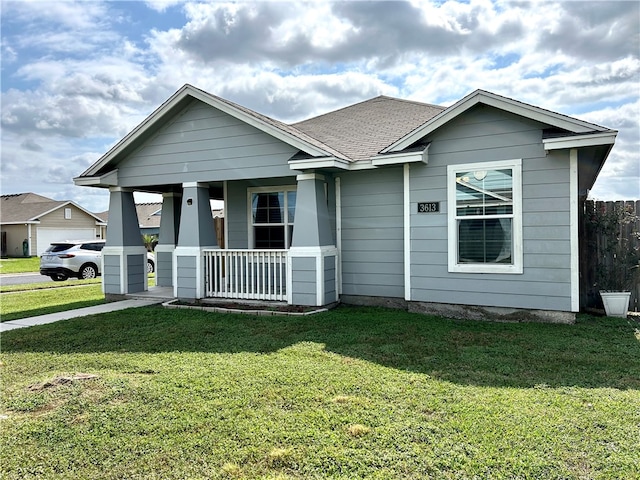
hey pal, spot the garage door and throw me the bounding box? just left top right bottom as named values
left=36, top=228, right=97, bottom=256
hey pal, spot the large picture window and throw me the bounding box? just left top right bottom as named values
left=249, top=187, right=296, bottom=249
left=447, top=159, right=522, bottom=274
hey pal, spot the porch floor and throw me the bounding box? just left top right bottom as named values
left=125, top=286, right=175, bottom=302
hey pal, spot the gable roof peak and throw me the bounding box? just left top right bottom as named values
left=382, top=87, right=615, bottom=153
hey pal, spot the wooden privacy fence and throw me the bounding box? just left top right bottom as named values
left=580, top=200, right=640, bottom=312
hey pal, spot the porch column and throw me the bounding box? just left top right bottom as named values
left=174, top=182, right=218, bottom=300
left=288, top=173, right=338, bottom=307
left=103, top=187, right=147, bottom=295
left=155, top=192, right=181, bottom=287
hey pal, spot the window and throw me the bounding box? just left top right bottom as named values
left=249, top=187, right=296, bottom=249
left=64, top=208, right=72, bottom=219
left=447, top=159, right=522, bottom=274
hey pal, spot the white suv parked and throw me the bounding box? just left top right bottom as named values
left=40, top=240, right=155, bottom=281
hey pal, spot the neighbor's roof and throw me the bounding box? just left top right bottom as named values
left=0, top=193, right=105, bottom=224
left=98, top=202, right=162, bottom=228
left=98, top=202, right=224, bottom=228
left=135, top=202, right=162, bottom=229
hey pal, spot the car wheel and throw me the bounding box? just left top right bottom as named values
left=51, top=274, right=68, bottom=282
left=147, top=259, right=155, bottom=273
left=79, top=264, right=98, bottom=279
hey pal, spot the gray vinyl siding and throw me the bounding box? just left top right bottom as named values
left=225, top=178, right=297, bottom=249
left=117, top=101, right=297, bottom=188
left=127, top=254, right=146, bottom=293
left=410, top=104, right=573, bottom=311
left=324, top=255, right=336, bottom=304
left=291, top=257, right=317, bottom=305
left=339, top=167, right=404, bottom=298
left=102, top=254, right=121, bottom=294
left=156, top=251, right=173, bottom=287
left=176, top=255, right=198, bottom=299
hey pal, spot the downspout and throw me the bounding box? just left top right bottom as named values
left=335, top=176, right=342, bottom=295
left=27, top=224, right=32, bottom=256
left=404, top=163, right=411, bottom=301
left=570, top=148, right=579, bottom=312
left=223, top=180, right=229, bottom=249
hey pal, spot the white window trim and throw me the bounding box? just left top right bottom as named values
left=64, top=207, right=72, bottom=219
left=447, top=159, right=523, bottom=274
left=247, top=185, right=297, bottom=249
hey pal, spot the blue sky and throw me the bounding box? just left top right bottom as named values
left=1, top=0, right=638, bottom=213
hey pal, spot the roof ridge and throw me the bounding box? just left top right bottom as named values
left=292, top=95, right=445, bottom=127
left=188, top=85, right=349, bottom=160
left=377, top=95, right=446, bottom=110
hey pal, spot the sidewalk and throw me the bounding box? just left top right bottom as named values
left=0, top=299, right=164, bottom=332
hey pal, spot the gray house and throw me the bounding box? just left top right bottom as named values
left=74, top=84, right=616, bottom=322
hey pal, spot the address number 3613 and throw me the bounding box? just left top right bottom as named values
left=417, top=202, right=440, bottom=213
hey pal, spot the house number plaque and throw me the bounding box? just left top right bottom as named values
left=417, top=202, right=440, bottom=213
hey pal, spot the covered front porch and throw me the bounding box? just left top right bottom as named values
left=103, top=175, right=338, bottom=308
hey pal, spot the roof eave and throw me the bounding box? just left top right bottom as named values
left=371, top=145, right=430, bottom=166
left=288, top=156, right=351, bottom=171
left=383, top=90, right=610, bottom=153
left=35, top=200, right=107, bottom=223
left=74, top=169, right=118, bottom=188
left=81, top=85, right=334, bottom=178
left=0, top=220, right=41, bottom=225
left=542, top=131, right=617, bottom=151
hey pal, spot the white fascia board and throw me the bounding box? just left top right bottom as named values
left=26, top=202, right=72, bottom=222
left=371, top=145, right=429, bottom=166
left=383, top=90, right=609, bottom=153
left=73, top=169, right=118, bottom=187
left=81, top=87, right=194, bottom=177
left=543, top=132, right=617, bottom=151
left=1, top=221, right=40, bottom=225
left=34, top=201, right=107, bottom=224
left=73, top=176, right=103, bottom=186
left=187, top=89, right=333, bottom=159
left=69, top=201, right=110, bottom=223
left=288, top=157, right=351, bottom=171
left=81, top=85, right=334, bottom=178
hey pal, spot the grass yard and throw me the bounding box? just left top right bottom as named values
left=0, top=257, right=40, bottom=274
left=1, top=276, right=155, bottom=321
left=1, top=306, right=639, bottom=479
left=0, top=284, right=105, bottom=321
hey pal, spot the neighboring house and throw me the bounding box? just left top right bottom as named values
left=74, top=84, right=616, bottom=322
left=0, top=193, right=106, bottom=256
left=98, top=202, right=163, bottom=238
left=98, top=202, right=225, bottom=245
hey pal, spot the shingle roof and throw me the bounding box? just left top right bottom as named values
left=205, top=88, right=349, bottom=160
left=0, top=193, right=67, bottom=223
left=1, top=193, right=106, bottom=224
left=292, top=96, right=445, bottom=160
left=134, top=202, right=163, bottom=229
left=97, top=203, right=162, bottom=228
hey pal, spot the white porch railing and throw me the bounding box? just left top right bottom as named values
left=204, top=249, right=288, bottom=301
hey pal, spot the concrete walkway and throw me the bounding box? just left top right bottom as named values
left=0, top=298, right=164, bottom=332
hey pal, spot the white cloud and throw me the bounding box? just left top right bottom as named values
left=0, top=0, right=638, bottom=206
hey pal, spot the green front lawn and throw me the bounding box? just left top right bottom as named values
left=1, top=306, right=639, bottom=479
left=0, top=257, right=40, bottom=274
left=0, top=284, right=106, bottom=321
left=1, top=276, right=155, bottom=321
